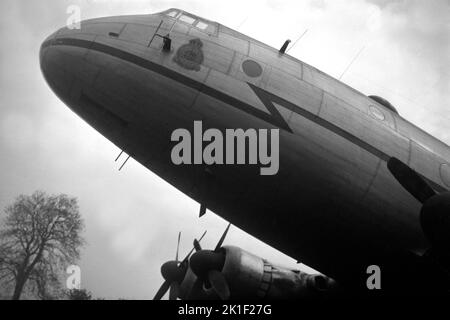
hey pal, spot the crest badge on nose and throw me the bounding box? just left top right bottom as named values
left=174, top=38, right=204, bottom=71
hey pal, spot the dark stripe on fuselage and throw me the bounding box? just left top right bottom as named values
left=43, top=38, right=448, bottom=193
left=44, top=38, right=289, bottom=132
left=248, top=83, right=388, bottom=161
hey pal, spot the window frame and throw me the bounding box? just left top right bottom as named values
left=178, top=14, right=197, bottom=25
left=165, top=10, right=180, bottom=18
left=163, top=10, right=218, bottom=35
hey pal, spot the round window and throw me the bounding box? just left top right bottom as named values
left=369, top=105, right=385, bottom=121
left=242, top=60, right=263, bottom=78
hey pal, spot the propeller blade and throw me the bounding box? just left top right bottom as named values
left=215, top=223, right=231, bottom=251
left=194, top=239, right=202, bottom=252
left=208, top=270, right=230, bottom=300
left=387, top=157, right=436, bottom=204
left=175, top=232, right=181, bottom=262
left=181, top=230, right=207, bottom=264
left=169, top=282, right=180, bottom=300
left=153, top=280, right=171, bottom=300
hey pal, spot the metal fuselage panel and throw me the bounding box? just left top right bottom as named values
left=40, top=11, right=449, bottom=284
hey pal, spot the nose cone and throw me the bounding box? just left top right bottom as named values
left=40, top=31, right=74, bottom=104
left=39, top=29, right=97, bottom=108
left=190, top=250, right=226, bottom=278
left=39, top=33, right=55, bottom=85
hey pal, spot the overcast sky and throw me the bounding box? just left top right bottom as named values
left=0, top=0, right=448, bottom=299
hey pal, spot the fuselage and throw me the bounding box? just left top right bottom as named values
left=40, top=8, right=450, bottom=287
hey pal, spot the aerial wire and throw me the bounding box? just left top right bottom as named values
left=339, top=45, right=365, bottom=80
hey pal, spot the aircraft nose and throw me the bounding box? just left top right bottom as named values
left=40, top=33, right=59, bottom=91
left=40, top=30, right=98, bottom=107
left=40, top=32, right=74, bottom=104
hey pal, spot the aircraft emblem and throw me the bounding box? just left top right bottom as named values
left=174, top=38, right=204, bottom=71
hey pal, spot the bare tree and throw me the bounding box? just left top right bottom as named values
left=0, top=191, right=84, bottom=300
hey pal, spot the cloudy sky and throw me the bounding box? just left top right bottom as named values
left=0, top=0, right=448, bottom=299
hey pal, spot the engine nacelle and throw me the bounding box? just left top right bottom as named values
left=221, top=246, right=337, bottom=299
left=181, top=246, right=338, bottom=300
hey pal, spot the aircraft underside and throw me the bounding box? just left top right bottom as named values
left=39, top=8, right=450, bottom=298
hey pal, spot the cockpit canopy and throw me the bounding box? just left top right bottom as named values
left=161, top=9, right=217, bottom=35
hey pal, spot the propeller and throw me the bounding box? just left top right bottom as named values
left=153, top=230, right=207, bottom=300
left=387, top=157, right=450, bottom=252
left=387, top=157, right=436, bottom=203
left=190, top=224, right=231, bottom=300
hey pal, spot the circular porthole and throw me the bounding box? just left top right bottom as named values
left=440, top=163, right=450, bottom=187
left=242, top=59, right=263, bottom=78
left=369, top=105, right=385, bottom=121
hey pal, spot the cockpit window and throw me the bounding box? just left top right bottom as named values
left=196, top=21, right=208, bottom=30
left=162, top=9, right=217, bottom=35
left=165, top=10, right=179, bottom=18
left=179, top=14, right=196, bottom=25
